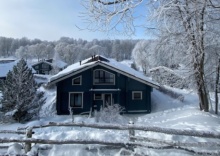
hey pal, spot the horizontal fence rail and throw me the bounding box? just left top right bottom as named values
left=0, top=121, right=220, bottom=155
left=17, top=122, right=220, bottom=139
left=0, top=130, right=26, bottom=135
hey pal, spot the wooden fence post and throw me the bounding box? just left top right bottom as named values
left=129, top=120, right=135, bottom=142
left=25, top=127, right=32, bottom=153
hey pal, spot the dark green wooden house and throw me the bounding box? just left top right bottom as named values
left=50, top=55, right=159, bottom=115
left=32, top=59, right=67, bottom=75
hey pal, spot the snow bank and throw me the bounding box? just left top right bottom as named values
left=7, top=143, right=25, bottom=155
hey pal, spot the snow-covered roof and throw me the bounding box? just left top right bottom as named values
left=32, top=59, right=67, bottom=69
left=32, top=60, right=53, bottom=66
left=50, top=55, right=159, bottom=88
left=52, top=60, right=67, bottom=69
left=0, top=60, right=19, bottom=78
left=0, top=60, right=36, bottom=78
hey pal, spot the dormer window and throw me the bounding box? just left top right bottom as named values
left=94, top=69, right=115, bottom=85
left=72, top=76, right=81, bottom=85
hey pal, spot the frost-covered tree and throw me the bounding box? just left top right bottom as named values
left=132, top=40, right=157, bottom=74
left=82, top=0, right=220, bottom=112
left=15, top=46, right=31, bottom=60
left=0, top=59, right=46, bottom=122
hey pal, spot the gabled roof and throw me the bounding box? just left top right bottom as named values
left=0, top=60, right=36, bottom=78
left=50, top=55, right=159, bottom=88
left=32, top=59, right=67, bottom=69
left=32, top=60, right=52, bottom=67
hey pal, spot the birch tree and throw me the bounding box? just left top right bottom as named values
left=82, top=0, right=220, bottom=112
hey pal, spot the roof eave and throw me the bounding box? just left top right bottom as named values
left=49, top=62, right=159, bottom=89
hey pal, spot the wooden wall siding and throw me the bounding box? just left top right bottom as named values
left=56, top=65, right=152, bottom=115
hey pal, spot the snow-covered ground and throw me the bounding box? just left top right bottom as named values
left=1, top=87, right=220, bottom=156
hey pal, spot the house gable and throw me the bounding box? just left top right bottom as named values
left=32, top=61, right=53, bottom=75
left=50, top=61, right=159, bottom=89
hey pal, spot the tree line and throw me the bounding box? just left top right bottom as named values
left=0, top=36, right=137, bottom=64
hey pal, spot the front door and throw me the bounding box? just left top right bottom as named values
left=103, top=94, right=112, bottom=107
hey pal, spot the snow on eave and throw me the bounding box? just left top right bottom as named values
left=50, top=56, right=159, bottom=88
left=99, top=59, right=159, bottom=88
left=49, top=61, right=98, bottom=84
left=32, top=60, right=52, bottom=67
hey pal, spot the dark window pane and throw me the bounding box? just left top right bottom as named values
left=94, top=70, right=114, bottom=84
left=95, top=71, right=99, bottom=78
left=133, top=92, right=142, bottom=100
left=70, top=94, right=75, bottom=107
left=70, top=93, right=82, bottom=107
left=74, top=94, right=82, bottom=106
left=73, top=77, right=81, bottom=84
left=100, top=70, right=104, bottom=78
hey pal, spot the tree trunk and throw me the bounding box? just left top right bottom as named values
left=215, top=58, right=220, bottom=114
left=194, top=61, right=209, bottom=112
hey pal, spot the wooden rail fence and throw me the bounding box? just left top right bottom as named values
left=1, top=121, right=220, bottom=155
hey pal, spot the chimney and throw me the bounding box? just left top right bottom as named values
left=80, top=61, right=81, bottom=65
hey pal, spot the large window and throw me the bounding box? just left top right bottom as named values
left=94, top=69, right=115, bottom=85
left=69, top=92, right=83, bottom=108
left=132, top=91, right=142, bottom=100
left=72, top=76, right=81, bottom=85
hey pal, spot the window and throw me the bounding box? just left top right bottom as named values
left=94, top=94, right=102, bottom=100
left=72, top=76, right=81, bottom=85
left=42, top=63, right=49, bottom=69
left=69, top=92, right=83, bottom=108
left=35, top=65, right=39, bottom=69
left=94, top=69, right=115, bottom=85
left=132, top=91, right=142, bottom=100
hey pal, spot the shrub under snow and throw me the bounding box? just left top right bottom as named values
left=96, top=104, right=125, bottom=124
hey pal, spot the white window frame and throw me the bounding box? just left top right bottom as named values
left=93, top=69, right=115, bottom=85
left=72, top=76, right=82, bottom=85
left=94, top=93, right=103, bottom=100
left=69, top=92, right=83, bottom=108
left=132, top=91, right=142, bottom=100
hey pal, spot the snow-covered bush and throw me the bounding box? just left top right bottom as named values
left=150, top=66, right=189, bottom=89
left=7, top=143, right=25, bottom=155
left=97, top=104, right=125, bottom=124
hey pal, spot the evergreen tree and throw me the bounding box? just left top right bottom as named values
left=0, top=59, right=46, bottom=122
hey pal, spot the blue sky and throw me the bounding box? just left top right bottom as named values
left=0, top=0, right=147, bottom=41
